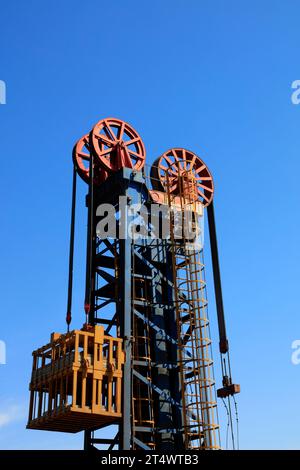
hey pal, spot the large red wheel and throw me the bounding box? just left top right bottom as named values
left=72, top=134, right=108, bottom=185
left=90, top=117, right=146, bottom=172
left=150, top=148, right=214, bottom=206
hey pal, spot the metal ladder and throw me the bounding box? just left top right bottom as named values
left=131, top=242, right=156, bottom=449
left=166, top=165, right=220, bottom=450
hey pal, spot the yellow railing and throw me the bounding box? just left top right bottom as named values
left=27, top=325, right=124, bottom=433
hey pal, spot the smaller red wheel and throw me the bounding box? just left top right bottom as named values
left=90, top=117, right=146, bottom=172
left=72, top=134, right=108, bottom=185
left=150, top=148, right=214, bottom=206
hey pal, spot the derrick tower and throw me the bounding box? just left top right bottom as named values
left=27, top=117, right=239, bottom=451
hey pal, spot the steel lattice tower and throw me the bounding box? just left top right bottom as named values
left=27, top=117, right=239, bottom=451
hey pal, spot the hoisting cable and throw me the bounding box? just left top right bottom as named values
left=207, top=200, right=240, bottom=449
left=227, top=395, right=235, bottom=450
left=66, top=165, right=77, bottom=332
left=221, top=397, right=230, bottom=450
left=233, top=394, right=240, bottom=449
left=221, top=356, right=235, bottom=449
left=227, top=350, right=240, bottom=449
left=84, top=147, right=95, bottom=325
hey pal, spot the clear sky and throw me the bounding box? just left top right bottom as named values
left=0, top=0, right=300, bottom=450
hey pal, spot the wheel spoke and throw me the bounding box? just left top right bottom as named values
left=96, top=134, right=114, bottom=146
left=118, top=121, right=125, bottom=140
left=197, top=189, right=210, bottom=202
left=198, top=183, right=213, bottom=192
left=160, top=164, right=178, bottom=176
left=195, top=164, right=206, bottom=175
left=165, top=155, right=177, bottom=166
left=171, top=150, right=184, bottom=171
left=78, top=152, right=90, bottom=161
left=125, top=137, right=140, bottom=146
left=128, top=149, right=142, bottom=158
left=83, top=137, right=90, bottom=147
left=164, top=157, right=180, bottom=173
left=103, top=121, right=116, bottom=141
left=100, top=147, right=113, bottom=156
left=182, top=150, right=186, bottom=169
left=189, top=155, right=196, bottom=169
left=195, top=176, right=212, bottom=181
left=171, top=150, right=181, bottom=170
left=160, top=164, right=169, bottom=171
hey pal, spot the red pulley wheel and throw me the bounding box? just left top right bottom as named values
left=150, top=148, right=214, bottom=206
left=72, top=134, right=108, bottom=185
left=90, top=117, right=146, bottom=172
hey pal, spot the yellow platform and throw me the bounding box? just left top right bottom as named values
left=27, top=324, right=124, bottom=433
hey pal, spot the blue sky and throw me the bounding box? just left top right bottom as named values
left=0, top=0, right=300, bottom=450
